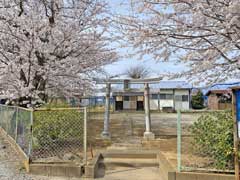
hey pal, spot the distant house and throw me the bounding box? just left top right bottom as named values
left=111, top=80, right=192, bottom=111
left=206, top=90, right=232, bottom=110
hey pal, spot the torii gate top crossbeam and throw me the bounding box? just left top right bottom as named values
left=94, top=77, right=162, bottom=84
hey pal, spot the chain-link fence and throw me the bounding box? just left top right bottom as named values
left=0, top=105, right=32, bottom=156
left=177, top=110, right=234, bottom=173
left=87, top=105, right=153, bottom=148
left=32, top=108, right=85, bottom=162
left=0, top=105, right=87, bottom=164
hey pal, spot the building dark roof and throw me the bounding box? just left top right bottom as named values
left=202, top=81, right=240, bottom=95
left=206, top=90, right=232, bottom=96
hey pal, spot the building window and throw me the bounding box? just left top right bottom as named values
left=124, top=96, right=129, bottom=101
left=160, top=94, right=173, bottom=100
left=182, top=95, right=189, bottom=102
left=151, top=94, right=158, bottom=100
left=175, top=95, right=182, bottom=101
left=124, top=80, right=130, bottom=90
left=175, top=95, right=189, bottom=102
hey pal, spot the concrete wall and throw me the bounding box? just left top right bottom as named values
left=150, top=100, right=159, bottom=110
left=168, top=172, right=234, bottom=180
left=160, top=100, right=174, bottom=110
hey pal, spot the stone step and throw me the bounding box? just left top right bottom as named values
left=103, top=157, right=159, bottom=168
left=107, top=143, right=142, bottom=150
left=102, top=149, right=159, bottom=159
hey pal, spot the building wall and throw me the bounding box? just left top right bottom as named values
left=159, top=89, right=174, bottom=110
left=112, top=89, right=191, bottom=111
left=175, top=89, right=190, bottom=110
left=150, top=100, right=159, bottom=110
left=159, top=100, right=174, bottom=110
left=208, top=95, right=219, bottom=110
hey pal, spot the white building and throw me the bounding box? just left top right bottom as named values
left=112, top=81, right=192, bottom=111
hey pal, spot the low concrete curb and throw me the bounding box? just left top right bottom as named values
left=157, top=152, right=175, bottom=180
left=102, top=149, right=158, bottom=159
left=84, top=153, right=103, bottom=178
left=29, top=163, right=83, bottom=177
left=169, top=172, right=234, bottom=180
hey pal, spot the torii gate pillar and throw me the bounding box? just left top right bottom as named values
left=144, top=83, right=155, bottom=140
left=102, top=83, right=111, bottom=139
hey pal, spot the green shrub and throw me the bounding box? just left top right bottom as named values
left=190, top=111, right=234, bottom=169
left=191, top=91, right=205, bottom=109
left=41, top=99, right=70, bottom=108
left=33, top=109, right=83, bottom=148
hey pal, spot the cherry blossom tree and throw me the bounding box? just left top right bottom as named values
left=118, top=0, right=240, bottom=84
left=0, top=0, right=116, bottom=102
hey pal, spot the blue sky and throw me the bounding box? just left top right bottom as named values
left=104, top=0, right=187, bottom=78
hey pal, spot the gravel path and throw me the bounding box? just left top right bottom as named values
left=0, top=136, right=80, bottom=180
left=0, top=136, right=46, bottom=180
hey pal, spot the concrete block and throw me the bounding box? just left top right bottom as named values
left=30, top=163, right=82, bottom=178
left=48, top=165, right=66, bottom=177
left=65, top=165, right=82, bottom=177
left=29, top=164, right=48, bottom=176
left=84, top=153, right=103, bottom=178
left=101, top=131, right=111, bottom=139
left=84, top=165, right=94, bottom=178
left=176, top=172, right=197, bottom=180
left=144, top=132, right=155, bottom=140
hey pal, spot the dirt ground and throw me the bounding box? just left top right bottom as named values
left=88, top=112, right=201, bottom=143
left=87, top=112, right=206, bottom=170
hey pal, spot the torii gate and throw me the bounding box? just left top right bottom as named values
left=95, top=77, right=162, bottom=140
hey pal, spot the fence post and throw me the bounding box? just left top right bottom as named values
left=15, top=107, right=19, bottom=141
left=84, top=107, right=87, bottom=165
left=177, top=109, right=182, bottom=172
left=6, top=105, right=9, bottom=134
left=0, top=105, right=2, bottom=126
left=28, top=109, right=33, bottom=159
